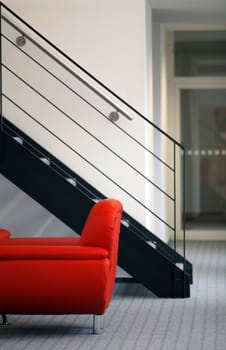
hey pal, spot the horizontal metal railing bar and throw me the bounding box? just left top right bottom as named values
left=2, top=63, right=175, bottom=201
left=4, top=118, right=150, bottom=231
left=2, top=93, right=175, bottom=231
left=2, top=127, right=99, bottom=202
left=2, top=120, right=101, bottom=201
left=1, top=33, right=113, bottom=125
left=1, top=14, right=132, bottom=121
left=127, top=219, right=190, bottom=266
left=3, top=121, right=179, bottom=264
left=2, top=33, right=175, bottom=173
left=5, top=116, right=190, bottom=270
left=3, top=120, right=181, bottom=264
left=0, top=4, right=184, bottom=149
left=128, top=227, right=180, bottom=263
left=3, top=116, right=107, bottom=199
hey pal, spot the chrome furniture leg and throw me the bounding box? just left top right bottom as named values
left=93, top=314, right=104, bottom=334
left=1, top=314, right=9, bottom=325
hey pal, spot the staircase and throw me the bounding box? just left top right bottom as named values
left=0, top=3, right=192, bottom=297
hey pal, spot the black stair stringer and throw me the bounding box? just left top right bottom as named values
left=0, top=130, right=94, bottom=234
left=1, top=119, right=193, bottom=285
left=119, top=225, right=190, bottom=298
left=0, top=120, right=191, bottom=297
left=121, top=212, right=193, bottom=284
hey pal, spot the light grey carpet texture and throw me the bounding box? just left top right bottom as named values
left=0, top=240, right=225, bottom=350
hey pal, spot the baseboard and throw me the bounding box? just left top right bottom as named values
left=178, top=230, right=226, bottom=241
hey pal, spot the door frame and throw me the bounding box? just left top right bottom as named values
left=161, top=22, right=226, bottom=240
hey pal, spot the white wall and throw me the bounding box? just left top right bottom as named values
left=3, top=0, right=148, bottom=112
left=1, top=0, right=168, bottom=234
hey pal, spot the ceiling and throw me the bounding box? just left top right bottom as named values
left=149, top=0, right=226, bottom=16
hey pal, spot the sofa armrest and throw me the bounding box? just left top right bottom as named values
left=0, top=229, right=11, bottom=240
left=0, top=245, right=109, bottom=260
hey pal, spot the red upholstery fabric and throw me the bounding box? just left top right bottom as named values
left=0, top=237, right=81, bottom=246
left=80, top=199, right=122, bottom=252
left=0, top=245, right=108, bottom=259
left=0, top=199, right=123, bottom=316
left=0, top=229, right=11, bottom=239
left=0, top=259, right=110, bottom=314
left=80, top=199, right=123, bottom=308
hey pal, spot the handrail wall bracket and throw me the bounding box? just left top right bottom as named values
left=109, top=111, right=119, bottom=122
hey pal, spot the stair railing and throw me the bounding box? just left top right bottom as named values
left=0, top=2, right=187, bottom=291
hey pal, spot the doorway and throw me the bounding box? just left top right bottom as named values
left=163, top=26, right=226, bottom=237
left=181, top=88, right=226, bottom=229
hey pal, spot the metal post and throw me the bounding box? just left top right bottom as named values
left=1, top=314, right=9, bottom=325
left=182, top=147, right=186, bottom=297
left=173, top=142, right=177, bottom=297
left=173, top=143, right=177, bottom=252
left=0, top=3, right=3, bottom=161
left=93, top=314, right=104, bottom=334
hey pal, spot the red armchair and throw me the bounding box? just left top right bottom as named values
left=0, top=198, right=123, bottom=334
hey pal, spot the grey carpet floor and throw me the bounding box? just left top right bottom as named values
left=0, top=240, right=226, bottom=350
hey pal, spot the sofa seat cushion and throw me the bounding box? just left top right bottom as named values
left=0, top=245, right=109, bottom=260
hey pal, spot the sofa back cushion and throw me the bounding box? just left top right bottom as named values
left=80, top=199, right=122, bottom=255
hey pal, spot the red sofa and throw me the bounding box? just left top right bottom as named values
left=0, top=198, right=123, bottom=334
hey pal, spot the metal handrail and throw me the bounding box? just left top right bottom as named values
left=2, top=59, right=174, bottom=200
left=2, top=31, right=175, bottom=172
left=0, top=2, right=184, bottom=148
left=0, top=2, right=181, bottom=223
left=1, top=14, right=132, bottom=121
left=2, top=93, right=174, bottom=231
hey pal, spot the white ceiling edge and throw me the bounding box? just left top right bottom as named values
left=149, top=0, right=226, bottom=12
